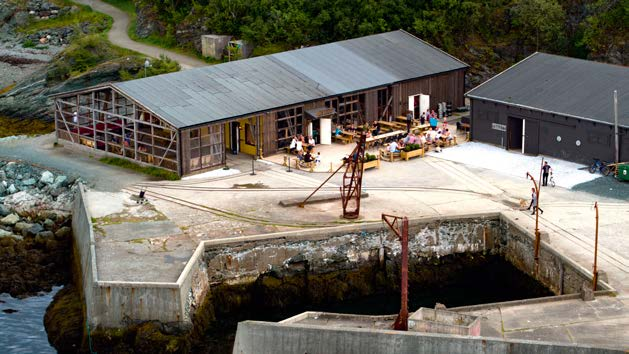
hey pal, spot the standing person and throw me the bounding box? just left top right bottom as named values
left=420, top=111, right=426, bottom=125
left=406, top=111, right=413, bottom=133
left=429, top=115, right=438, bottom=130
left=541, top=161, right=552, bottom=186
left=527, top=187, right=544, bottom=215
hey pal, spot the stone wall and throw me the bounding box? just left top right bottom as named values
left=499, top=213, right=611, bottom=294
left=204, top=215, right=502, bottom=285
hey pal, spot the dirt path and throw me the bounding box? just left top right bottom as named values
left=75, top=0, right=206, bottom=69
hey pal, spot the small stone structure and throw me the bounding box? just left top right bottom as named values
left=408, top=307, right=481, bottom=336
left=201, top=35, right=231, bottom=60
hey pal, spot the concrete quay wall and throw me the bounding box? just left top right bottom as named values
left=500, top=213, right=612, bottom=294
left=232, top=321, right=622, bottom=354
left=204, top=214, right=502, bottom=284
left=72, top=184, right=207, bottom=328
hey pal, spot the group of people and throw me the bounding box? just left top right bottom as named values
left=289, top=134, right=320, bottom=165
left=386, top=128, right=454, bottom=153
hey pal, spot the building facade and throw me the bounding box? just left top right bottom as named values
left=54, top=30, right=468, bottom=176
left=467, top=53, right=629, bottom=165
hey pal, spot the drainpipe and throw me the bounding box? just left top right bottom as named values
left=614, top=90, right=619, bottom=163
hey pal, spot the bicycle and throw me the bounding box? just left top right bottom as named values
left=589, top=158, right=611, bottom=176
left=549, top=174, right=555, bottom=187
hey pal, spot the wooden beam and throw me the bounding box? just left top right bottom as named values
left=55, top=100, right=75, bottom=143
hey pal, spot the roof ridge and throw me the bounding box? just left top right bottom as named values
left=466, top=52, right=540, bottom=97
left=398, top=29, right=470, bottom=68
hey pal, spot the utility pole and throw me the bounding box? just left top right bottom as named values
left=593, top=202, right=599, bottom=291
left=526, top=172, right=541, bottom=270
left=382, top=213, right=409, bottom=331
left=614, top=90, right=619, bottom=163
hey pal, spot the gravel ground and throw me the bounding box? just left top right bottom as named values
left=0, top=133, right=152, bottom=192
left=572, top=174, right=629, bottom=201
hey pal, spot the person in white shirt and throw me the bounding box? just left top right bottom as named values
left=72, top=111, right=78, bottom=124
left=388, top=141, right=399, bottom=153
left=289, top=136, right=297, bottom=153
left=296, top=139, right=303, bottom=153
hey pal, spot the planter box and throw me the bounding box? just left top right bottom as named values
left=400, top=148, right=424, bottom=161
left=363, top=158, right=380, bottom=170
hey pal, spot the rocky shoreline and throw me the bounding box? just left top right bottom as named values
left=0, top=159, right=79, bottom=297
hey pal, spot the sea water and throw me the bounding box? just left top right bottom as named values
left=0, top=286, right=61, bottom=353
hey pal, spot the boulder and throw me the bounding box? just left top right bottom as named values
left=37, top=230, right=54, bottom=239
left=43, top=218, right=55, bottom=230
left=52, top=175, right=67, bottom=188
left=14, top=221, right=34, bottom=233
left=1, top=213, right=20, bottom=225
left=40, top=171, right=54, bottom=184
left=22, top=178, right=37, bottom=186
left=54, top=226, right=71, bottom=239
left=23, top=223, right=44, bottom=237
left=0, top=229, right=23, bottom=241
left=7, top=184, right=17, bottom=194
left=0, top=205, right=10, bottom=217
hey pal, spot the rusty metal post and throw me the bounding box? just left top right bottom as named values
left=382, top=213, right=409, bottom=331
left=526, top=172, right=541, bottom=269
left=593, top=201, right=599, bottom=291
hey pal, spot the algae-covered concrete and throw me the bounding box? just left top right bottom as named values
left=232, top=321, right=622, bottom=354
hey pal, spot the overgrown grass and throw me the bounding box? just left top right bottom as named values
left=99, top=157, right=180, bottom=180
left=0, top=116, right=55, bottom=138
left=101, top=0, right=136, bottom=14
left=18, top=3, right=111, bottom=34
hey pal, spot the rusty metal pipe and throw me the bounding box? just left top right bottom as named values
left=526, top=172, right=541, bottom=271
left=593, top=201, right=599, bottom=291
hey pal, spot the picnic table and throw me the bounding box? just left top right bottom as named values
left=366, top=130, right=405, bottom=149
left=377, top=120, right=406, bottom=131
left=333, top=130, right=355, bottom=144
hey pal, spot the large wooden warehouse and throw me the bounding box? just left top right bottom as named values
left=54, top=30, right=468, bottom=176
left=467, top=53, right=629, bottom=165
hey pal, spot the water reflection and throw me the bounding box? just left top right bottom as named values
left=0, top=286, right=61, bottom=354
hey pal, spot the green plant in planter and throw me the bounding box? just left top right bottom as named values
left=403, top=143, right=421, bottom=152
left=365, top=153, right=377, bottom=162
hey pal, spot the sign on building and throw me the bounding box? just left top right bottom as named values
left=492, top=123, right=507, bottom=132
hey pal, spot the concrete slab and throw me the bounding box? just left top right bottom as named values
left=100, top=220, right=182, bottom=242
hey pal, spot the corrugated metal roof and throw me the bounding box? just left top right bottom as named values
left=112, top=30, right=467, bottom=129
left=466, top=52, right=629, bottom=127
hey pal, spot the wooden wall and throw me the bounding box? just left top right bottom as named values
left=394, top=69, right=466, bottom=117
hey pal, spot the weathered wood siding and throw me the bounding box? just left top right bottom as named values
left=262, top=112, right=277, bottom=157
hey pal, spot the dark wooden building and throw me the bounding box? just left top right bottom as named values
left=467, top=53, right=629, bottom=165
left=54, top=30, right=468, bottom=176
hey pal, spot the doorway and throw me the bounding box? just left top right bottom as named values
left=507, top=117, right=523, bottom=151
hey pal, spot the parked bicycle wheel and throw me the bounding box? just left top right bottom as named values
left=602, top=166, right=611, bottom=176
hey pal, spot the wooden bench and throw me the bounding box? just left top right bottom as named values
left=333, top=133, right=354, bottom=144
left=379, top=148, right=401, bottom=162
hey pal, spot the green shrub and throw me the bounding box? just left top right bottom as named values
left=119, top=54, right=181, bottom=80
left=365, top=153, right=377, bottom=162
left=99, top=157, right=180, bottom=180
left=403, top=143, right=421, bottom=152
left=22, top=39, right=35, bottom=48
left=19, top=4, right=111, bottom=34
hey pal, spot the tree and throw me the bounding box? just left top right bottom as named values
left=511, top=0, right=566, bottom=51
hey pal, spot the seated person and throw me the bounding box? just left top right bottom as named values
left=295, top=138, right=303, bottom=153
left=308, top=135, right=315, bottom=146
left=306, top=144, right=314, bottom=152
left=397, top=139, right=406, bottom=149
left=289, top=136, right=297, bottom=153
left=303, top=151, right=314, bottom=163
left=419, top=133, right=427, bottom=146
left=366, top=130, right=372, bottom=138
left=296, top=150, right=304, bottom=161
left=435, top=130, right=443, bottom=141
left=373, top=123, right=380, bottom=136
left=443, top=128, right=453, bottom=141
left=334, top=125, right=343, bottom=137
left=388, top=140, right=400, bottom=153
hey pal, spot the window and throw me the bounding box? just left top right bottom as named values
left=276, top=107, right=303, bottom=150
left=189, top=124, right=225, bottom=171
left=245, top=123, right=255, bottom=146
